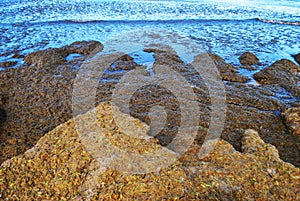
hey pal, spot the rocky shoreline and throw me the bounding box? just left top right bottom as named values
left=0, top=41, right=299, bottom=200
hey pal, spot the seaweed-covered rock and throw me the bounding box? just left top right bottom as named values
left=253, top=59, right=300, bottom=96
left=283, top=107, right=300, bottom=136
left=242, top=129, right=280, bottom=161
left=239, top=52, right=259, bottom=65
left=0, top=105, right=299, bottom=200
left=1, top=46, right=300, bottom=169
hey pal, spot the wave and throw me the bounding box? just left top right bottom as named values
left=1, top=18, right=299, bottom=27
left=256, top=18, right=300, bottom=26
left=30, top=18, right=300, bottom=26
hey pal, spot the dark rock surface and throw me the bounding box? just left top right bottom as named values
left=0, top=41, right=103, bottom=162
left=12, top=53, right=25, bottom=59
left=24, top=47, right=69, bottom=66
left=254, top=59, right=300, bottom=97
left=209, top=53, right=250, bottom=83
left=24, top=40, right=103, bottom=66
left=239, top=51, right=259, bottom=65
left=0, top=109, right=7, bottom=124
left=292, top=52, right=300, bottom=65
left=0, top=61, right=17, bottom=68
left=0, top=47, right=299, bottom=169
left=67, top=41, right=104, bottom=55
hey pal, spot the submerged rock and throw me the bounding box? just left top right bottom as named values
left=0, top=104, right=299, bottom=200
left=239, top=51, right=259, bottom=65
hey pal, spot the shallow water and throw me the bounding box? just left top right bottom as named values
left=0, top=0, right=299, bottom=67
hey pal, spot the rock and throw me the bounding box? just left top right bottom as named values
left=292, top=53, right=300, bottom=65
left=282, top=107, right=300, bottom=136
left=242, top=129, right=280, bottom=162
left=208, top=52, right=226, bottom=65
left=24, top=48, right=69, bottom=66
left=207, top=53, right=250, bottom=83
left=0, top=106, right=299, bottom=200
left=0, top=61, right=17, bottom=68
left=239, top=52, right=259, bottom=65
left=1, top=46, right=300, bottom=200
left=24, top=41, right=104, bottom=66
left=12, top=53, right=25, bottom=59
left=225, top=83, right=283, bottom=111
left=66, top=40, right=104, bottom=55
left=221, top=72, right=250, bottom=83
left=253, top=59, right=300, bottom=96
left=209, top=53, right=237, bottom=73
left=1, top=46, right=299, bottom=170
left=254, top=59, right=299, bottom=84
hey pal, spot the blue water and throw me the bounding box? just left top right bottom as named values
left=0, top=0, right=299, bottom=67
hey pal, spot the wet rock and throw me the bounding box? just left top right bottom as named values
left=221, top=72, right=250, bottom=83
left=225, top=83, right=284, bottom=111
left=282, top=107, right=300, bottom=136
left=0, top=61, right=76, bottom=162
left=292, top=53, right=300, bottom=65
left=209, top=53, right=237, bottom=73
left=12, top=53, right=25, bottom=59
left=1, top=46, right=299, bottom=170
left=0, top=61, right=17, bottom=68
left=24, top=41, right=103, bottom=66
left=209, top=53, right=249, bottom=83
left=24, top=48, right=69, bottom=66
left=208, top=52, right=226, bottom=64
left=253, top=59, right=300, bottom=96
left=222, top=104, right=300, bottom=166
left=66, top=40, right=104, bottom=55
left=239, top=51, right=259, bottom=65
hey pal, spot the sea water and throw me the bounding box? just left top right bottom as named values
left=0, top=0, right=299, bottom=67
